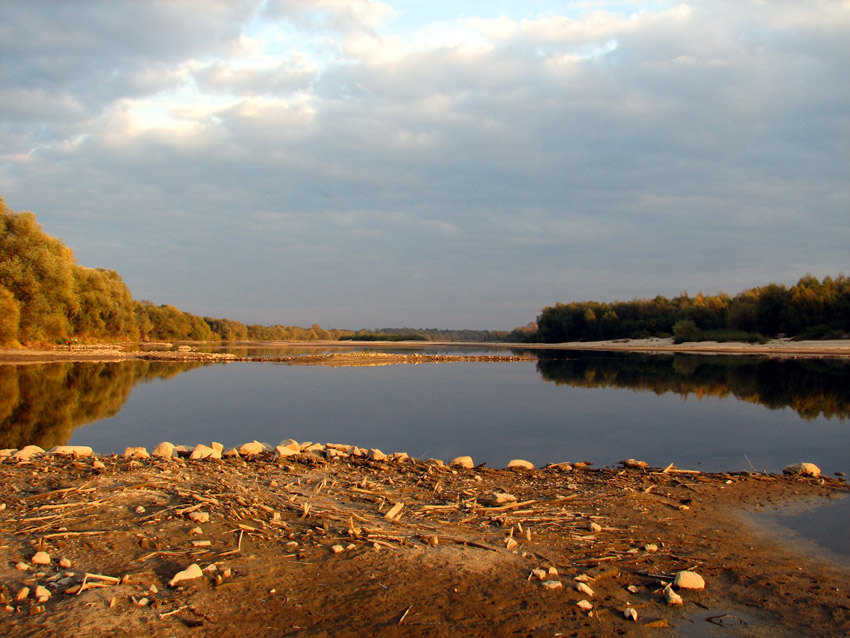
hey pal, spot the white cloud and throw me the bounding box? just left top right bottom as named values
left=1, top=1, right=848, bottom=327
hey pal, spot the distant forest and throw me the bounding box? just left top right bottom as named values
left=0, top=199, right=356, bottom=346
left=2, top=199, right=847, bottom=347
left=0, top=200, right=506, bottom=347
left=510, top=275, right=850, bottom=344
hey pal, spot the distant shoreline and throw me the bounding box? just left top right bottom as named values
left=1, top=336, right=849, bottom=364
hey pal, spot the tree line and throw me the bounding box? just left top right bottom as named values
left=0, top=199, right=354, bottom=346
left=512, top=275, right=850, bottom=344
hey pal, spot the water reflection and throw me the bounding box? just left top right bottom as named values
left=535, top=351, right=850, bottom=420
left=0, top=361, right=204, bottom=449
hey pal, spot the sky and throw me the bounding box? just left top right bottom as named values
left=1, top=1, right=848, bottom=330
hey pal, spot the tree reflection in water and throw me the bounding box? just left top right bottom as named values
left=534, top=352, right=850, bottom=421
left=0, top=361, right=203, bottom=450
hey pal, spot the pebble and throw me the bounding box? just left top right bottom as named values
left=449, top=456, right=474, bottom=469
left=541, top=580, right=562, bottom=590
left=15, top=587, right=30, bottom=602
left=15, top=562, right=30, bottom=571
left=507, top=459, right=535, bottom=470
left=92, top=459, right=106, bottom=470
left=783, top=462, right=821, bottom=477
left=123, top=447, right=150, bottom=459
left=673, top=570, right=706, bottom=590
left=59, top=557, right=72, bottom=569
left=331, top=544, right=345, bottom=554
left=531, top=569, right=547, bottom=581
left=576, top=599, right=593, bottom=611
left=152, top=442, right=176, bottom=458
left=168, top=563, right=203, bottom=587
left=135, top=505, right=146, bottom=514
left=588, top=522, right=602, bottom=533
left=188, top=511, right=210, bottom=524
left=624, top=607, right=638, bottom=621
left=34, top=586, right=51, bottom=603
left=276, top=445, right=299, bottom=457
left=31, top=551, right=51, bottom=565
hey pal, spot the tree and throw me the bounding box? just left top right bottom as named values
left=0, top=285, right=20, bottom=346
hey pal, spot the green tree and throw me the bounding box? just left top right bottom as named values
left=0, top=285, right=20, bottom=346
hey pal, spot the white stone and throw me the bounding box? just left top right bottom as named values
left=783, top=462, right=821, bottom=477
left=210, top=442, right=224, bottom=453
left=92, top=459, right=106, bottom=470
left=620, top=459, right=649, bottom=469
left=35, top=586, right=51, bottom=603
left=275, top=445, right=299, bottom=457
left=151, top=442, right=176, bottom=458
left=278, top=439, right=301, bottom=452
left=59, top=557, right=72, bottom=569
left=123, top=447, right=150, bottom=459
left=531, top=569, right=547, bottom=581
left=31, top=551, right=51, bottom=565
left=663, top=584, right=683, bottom=606
left=541, top=580, right=562, bottom=590
left=239, top=441, right=266, bottom=456
left=576, top=600, right=593, bottom=611
left=15, top=587, right=30, bottom=602
left=369, top=448, right=388, bottom=462
left=389, top=452, right=410, bottom=463
left=13, top=445, right=45, bottom=460
left=189, top=444, right=221, bottom=460
left=507, top=459, right=535, bottom=470
left=330, top=544, right=345, bottom=554
left=168, top=563, right=203, bottom=587
left=188, top=511, right=210, bottom=524
left=673, top=570, right=706, bottom=590
left=51, top=445, right=93, bottom=457
left=449, top=456, right=474, bottom=469
left=576, top=582, right=595, bottom=597
left=624, top=607, right=638, bottom=621
left=588, top=522, right=602, bottom=533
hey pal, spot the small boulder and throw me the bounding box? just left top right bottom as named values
left=151, top=442, right=176, bottom=458
left=188, top=511, right=210, bottom=524
left=13, top=445, right=45, bottom=461
left=449, top=456, right=474, bottom=469
left=507, top=459, right=535, bottom=470
left=189, top=444, right=221, bottom=460
left=576, top=600, right=593, bottom=611
left=275, top=445, right=299, bottom=457
left=123, top=447, right=150, bottom=459
left=783, top=462, right=821, bottom=478
left=619, top=458, right=649, bottom=469
left=278, top=439, right=301, bottom=452
left=168, top=563, right=203, bottom=587
left=368, top=448, right=388, bottom=462
left=31, top=551, right=51, bottom=565
left=51, top=445, right=93, bottom=457
left=663, top=584, right=683, bottom=606
left=238, top=440, right=266, bottom=456
left=34, top=586, right=51, bottom=603
left=673, top=570, right=705, bottom=590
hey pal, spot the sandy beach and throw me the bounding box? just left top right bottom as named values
left=0, top=446, right=848, bottom=637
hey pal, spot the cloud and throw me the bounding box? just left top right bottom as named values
left=1, top=1, right=848, bottom=327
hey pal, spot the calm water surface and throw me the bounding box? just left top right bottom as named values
left=22, top=347, right=846, bottom=476
left=4, top=346, right=849, bottom=558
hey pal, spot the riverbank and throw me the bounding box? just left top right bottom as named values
left=1, top=444, right=848, bottom=637
left=2, top=337, right=850, bottom=365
